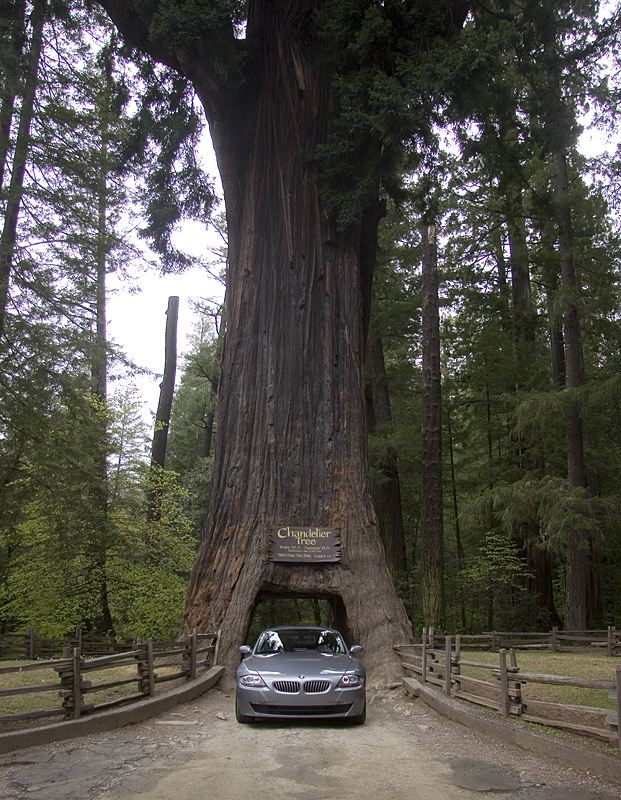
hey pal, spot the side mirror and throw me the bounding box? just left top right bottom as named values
left=239, top=645, right=252, bottom=654
left=350, top=645, right=363, bottom=654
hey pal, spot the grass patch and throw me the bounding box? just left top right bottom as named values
left=0, top=658, right=184, bottom=728
left=458, top=651, right=616, bottom=710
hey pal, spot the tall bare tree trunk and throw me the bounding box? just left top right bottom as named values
left=91, top=73, right=114, bottom=635
left=0, top=0, right=46, bottom=336
left=365, top=326, right=407, bottom=573
left=0, top=0, right=27, bottom=189
left=420, top=224, right=444, bottom=628
left=555, top=148, right=587, bottom=630
left=148, top=295, right=179, bottom=522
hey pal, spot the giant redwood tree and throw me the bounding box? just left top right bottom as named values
left=97, top=0, right=466, bottom=680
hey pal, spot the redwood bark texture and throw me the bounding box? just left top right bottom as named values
left=98, top=0, right=414, bottom=680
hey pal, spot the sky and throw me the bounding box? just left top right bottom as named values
left=107, top=137, right=225, bottom=426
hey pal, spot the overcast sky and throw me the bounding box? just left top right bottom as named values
left=107, top=135, right=225, bottom=425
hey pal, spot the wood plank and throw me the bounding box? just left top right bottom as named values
left=1, top=659, right=71, bottom=675
left=515, top=672, right=616, bottom=690
left=520, top=714, right=612, bottom=741
left=90, top=693, right=146, bottom=712
left=0, top=707, right=65, bottom=723
left=0, top=682, right=60, bottom=697
left=453, top=674, right=501, bottom=696
left=523, top=698, right=610, bottom=717
left=606, top=712, right=618, bottom=727
left=79, top=651, right=140, bottom=669
left=81, top=676, right=140, bottom=694
left=458, top=659, right=499, bottom=670
left=153, top=671, right=188, bottom=684
left=401, top=661, right=422, bottom=673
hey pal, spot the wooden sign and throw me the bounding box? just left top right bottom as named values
left=269, top=526, right=341, bottom=563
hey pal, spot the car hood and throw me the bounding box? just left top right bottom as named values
left=242, top=651, right=359, bottom=678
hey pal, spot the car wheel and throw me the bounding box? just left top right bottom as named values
left=235, top=695, right=255, bottom=724
left=348, top=700, right=366, bottom=725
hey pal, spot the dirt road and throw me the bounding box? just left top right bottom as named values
left=0, top=686, right=619, bottom=800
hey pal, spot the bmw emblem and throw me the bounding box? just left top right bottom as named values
left=299, top=675, right=305, bottom=679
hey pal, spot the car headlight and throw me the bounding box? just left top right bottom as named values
left=239, top=674, right=266, bottom=687
left=338, top=674, right=364, bottom=687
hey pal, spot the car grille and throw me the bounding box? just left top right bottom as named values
left=272, top=680, right=300, bottom=693
left=250, top=704, right=353, bottom=717
left=304, top=680, right=330, bottom=693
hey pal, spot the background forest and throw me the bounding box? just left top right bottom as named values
left=1, top=0, right=621, bottom=642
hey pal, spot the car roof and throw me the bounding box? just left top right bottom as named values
left=262, top=625, right=340, bottom=633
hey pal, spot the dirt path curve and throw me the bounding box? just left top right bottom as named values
left=0, top=686, right=618, bottom=800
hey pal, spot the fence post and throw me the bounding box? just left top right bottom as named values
left=422, top=631, right=427, bottom=685
left=551, top=626, right=558, bottom=653
left=147, top=638, right=155, bottom=695
left=189, top=628, right=197, bottom=680
left=491, top=631, right=497, bottom=653
left=25, top=628, right=35, bottom=661
left=608, top=626, right=613, bottom=658
left=72, top=647, right=82, bottom=720
left=509, top=647, right=522, bottom=713
left=616, top=665, right=620, bottom=755
left=213, top=629, right=221, bottom=666
left=499, top=648, right=509, bottom=719
left=75, top=627, right=82, bottom=656
left=445, top=636, right=452, bottom=697
left=429, top=627, right=435, bottom=651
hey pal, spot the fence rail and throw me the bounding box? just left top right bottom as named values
left=406, top=627, right=620, bottom=657
left=0, top=630, right=220, bottom=725
left=395, top=628, right=620, bottom=754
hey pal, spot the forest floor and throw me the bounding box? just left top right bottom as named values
left=0, top=683, right=619, bottom=800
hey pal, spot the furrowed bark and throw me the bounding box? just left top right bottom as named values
left=99, top=0, right=414, bottom=681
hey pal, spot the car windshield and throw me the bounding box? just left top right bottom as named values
left=254, top=628, right=347, bottom=655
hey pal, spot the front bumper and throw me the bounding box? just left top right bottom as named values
left=236, top=682, right=366, bottom=720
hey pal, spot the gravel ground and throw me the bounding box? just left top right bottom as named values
left=0, top=683, right=618, bottom=800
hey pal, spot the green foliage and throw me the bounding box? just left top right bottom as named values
left=0, top=389, right=198, bottom=640
left=457, top=530, right=532, bottom=630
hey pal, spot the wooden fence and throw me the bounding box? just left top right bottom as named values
left=0, top=630, right=220, bottom=725
left=0, top=629, right=139, bottom=661
left=412, top=627, right=620, bottom=656
left=395, top=631, right=620, bottom=754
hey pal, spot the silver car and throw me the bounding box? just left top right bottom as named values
left=236, top=625, right=366, bottom=724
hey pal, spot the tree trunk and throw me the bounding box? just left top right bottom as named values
left=0, top=0, right=46, bottom=336
left=554, top=148, right=588, bottom=631
left=148, top=295, right=179, bottom=523
left=0, top=0, right=27, bottom=189
left=364, top=326, right=407, bottom=573
left=91, top=76, right=114, bottom=636
left=150, top=295, right=179, bottom=470
left=187, top=3, right=412, bottom=680
left=420, top=224, right=444, bottom=628
left=99, top=0, right=414, bottom=681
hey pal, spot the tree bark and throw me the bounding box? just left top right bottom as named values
left=148, top=295, right=179, bottom=523
left=365, top=326, right=407, bottom=573
left=554, top=148, right=587, bottom=631
left=0, top=0, right=46, bottom=336
left=420, top=224, right=444, bottom=628
left=150, top=295, right=179, bottom=470
left=0, top=0, right=27, bottom=189
left=99, top=0, right=414, bottom=681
